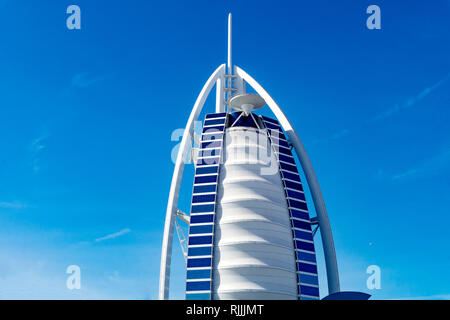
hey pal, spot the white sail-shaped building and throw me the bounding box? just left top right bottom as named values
left=159, top=14, right=345, bottom=300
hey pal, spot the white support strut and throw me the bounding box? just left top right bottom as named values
left=235, top=66, right=341, bottom=295
left=159, top=64, right=226, bottom=300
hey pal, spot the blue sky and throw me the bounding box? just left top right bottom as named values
left=0, top=0, right=449, bottom=299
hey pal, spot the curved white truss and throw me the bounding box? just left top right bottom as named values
left=159, top=62, right=341, bottom=299
left=159, top=64, right=226, bottom=300
left=234, top=66, right=340, bottom=294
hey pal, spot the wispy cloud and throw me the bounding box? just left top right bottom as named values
left=94, top=228, right=131, bottom=243
left=30, top=132, right=50, bottom=173
left=313, top=73, right=450, bottom=145
left=373, top=74, right=450, bottom=121
left=392, top=145, right=450, bottom=181
left=71, top=72, right=106, bottom=88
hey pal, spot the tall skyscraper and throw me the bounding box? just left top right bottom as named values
left=159, top=14, right=350, bottom=300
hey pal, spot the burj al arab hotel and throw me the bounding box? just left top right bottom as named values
left=159, top=14, right=367, bottom=301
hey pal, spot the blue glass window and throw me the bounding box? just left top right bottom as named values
left=284, top=180, right=302, bottom=191
left=186, top=293, right=210, bottom=300
left=188, top=235, right=213, bottom=245
left=296, top=240, right=315, bottom=252
left=189, top=225, right=213, bottom=235
left=193, top=184, right=217, bottom=194
left=187, top=269, right=211, bottom=280
left=191, top=204, right=215, bottom=213
left=300, top=285, right=319, bottom=297
left=198, top=148, right=221, bottom=158
left=298, top=262, right=317, bottom=274
left=289, top=199, right=308, bottom=211
left=202, top=125, right=224, bottom=133
left=294, top=229, right=313, bottom=242
left=293, top=219, right=311, bottom=231
left=278, top=153, right=295, bottom=164
left=280, top=161, right=298, bottom=174
left=206, top=113, right=227, bottom=119
left=261, top=115, right=278, bottom=124
left=297, top=250, right=316, bottom=263
left=188, top=246, right=212, bottom=256
left=265, top=121, right=282, bottom=130
left=187, top=257, right=212, bottom=268
left=197, top=157, right=220, bottom=166
left=195, top=166, right=219, bottom=175
left=190, top=214, right=214, bottom=224
left=298, top=273, right=319, bottom=286
left=271, top=138, right=289, bottom=149
left=275, top=145, right=292, bottom=156
left=202, top=133, right=223, bottom=142
left=201, top=141, right=222, bottom=149
left=194, top=175, right=218, bottom=184
left=192, top=194, right=216, bottom=203
left=204, top=118, right=226, bottom=126
left=290, top=209, right=310, bottom=221
left=287, top=189, right=306, bottom=201
left=186, top=281, right=211, bottom=291
left=282, top=170, right=301, bottom=183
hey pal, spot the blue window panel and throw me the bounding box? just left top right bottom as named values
left=198, top=149, right=221, bottom=158
left=297, top=250, right=316, bottom=263
left=187, top=269, right=211, bottom=280
left=193, top=184, right=217, bottom=194
left=201, top=141, right=222, bottom=149
left=265, top=121, right=282, bottom=130
left=206, top=112, right=227, bottom=119
left=284, top=180, right=303, bottom=191
left=280, top=161, right=298, bottom=174
left=188, top=235, right=213, bottom=245
left=289, top=199, right=308, bottom=211
left=282, top=170, right=301, bottom=183
left=186, top=281, right=211, bottom=292
left=290, top=209, right=310, bottom=221
left=300, top=296, right=319, bottom=300
left=192, top=194, right=216, bottom=203
left=298, top=262, right=318, bottom=274
left=278, top=153, right=295, bottom=165
left=186, top=293, right=210, bottom=300
left=261, top=115, right=278, bottom=124
left=271, top=138, right=290, bottom=149
left=275, top=145, right=292, bottom=156
left=294, top=230, right=313, bottom=242
left=298, top=273, right=319, bottom=286
left=190, top=214, right=214, bottom=224
left=204, top=118, right=226, bottom=126
left=300, top=285, right=319, bottom=297
left=187, top=257, right=212, bottom=268
left=202, top=125, right=224, bottom=133
left=189, top=225, right=213, bottom=235
left=202, top=133, right=223, bottom=142
left=287, top=189, right=306, bottom=201
left=296, top=240, right=315, bottom=252
left=292, top=219, right=311, bottom=231
left=194, top=175, right=218, bottom=184
left=195, top=166, right=219, bottom=175
left=188, top=246, right=212, bottom=256
left=197, top=157, right=220, bottom=166
left=191, top=204, right=215, bottom=213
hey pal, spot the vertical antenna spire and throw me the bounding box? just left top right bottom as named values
left=227, top=13, right=232, bottom=75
